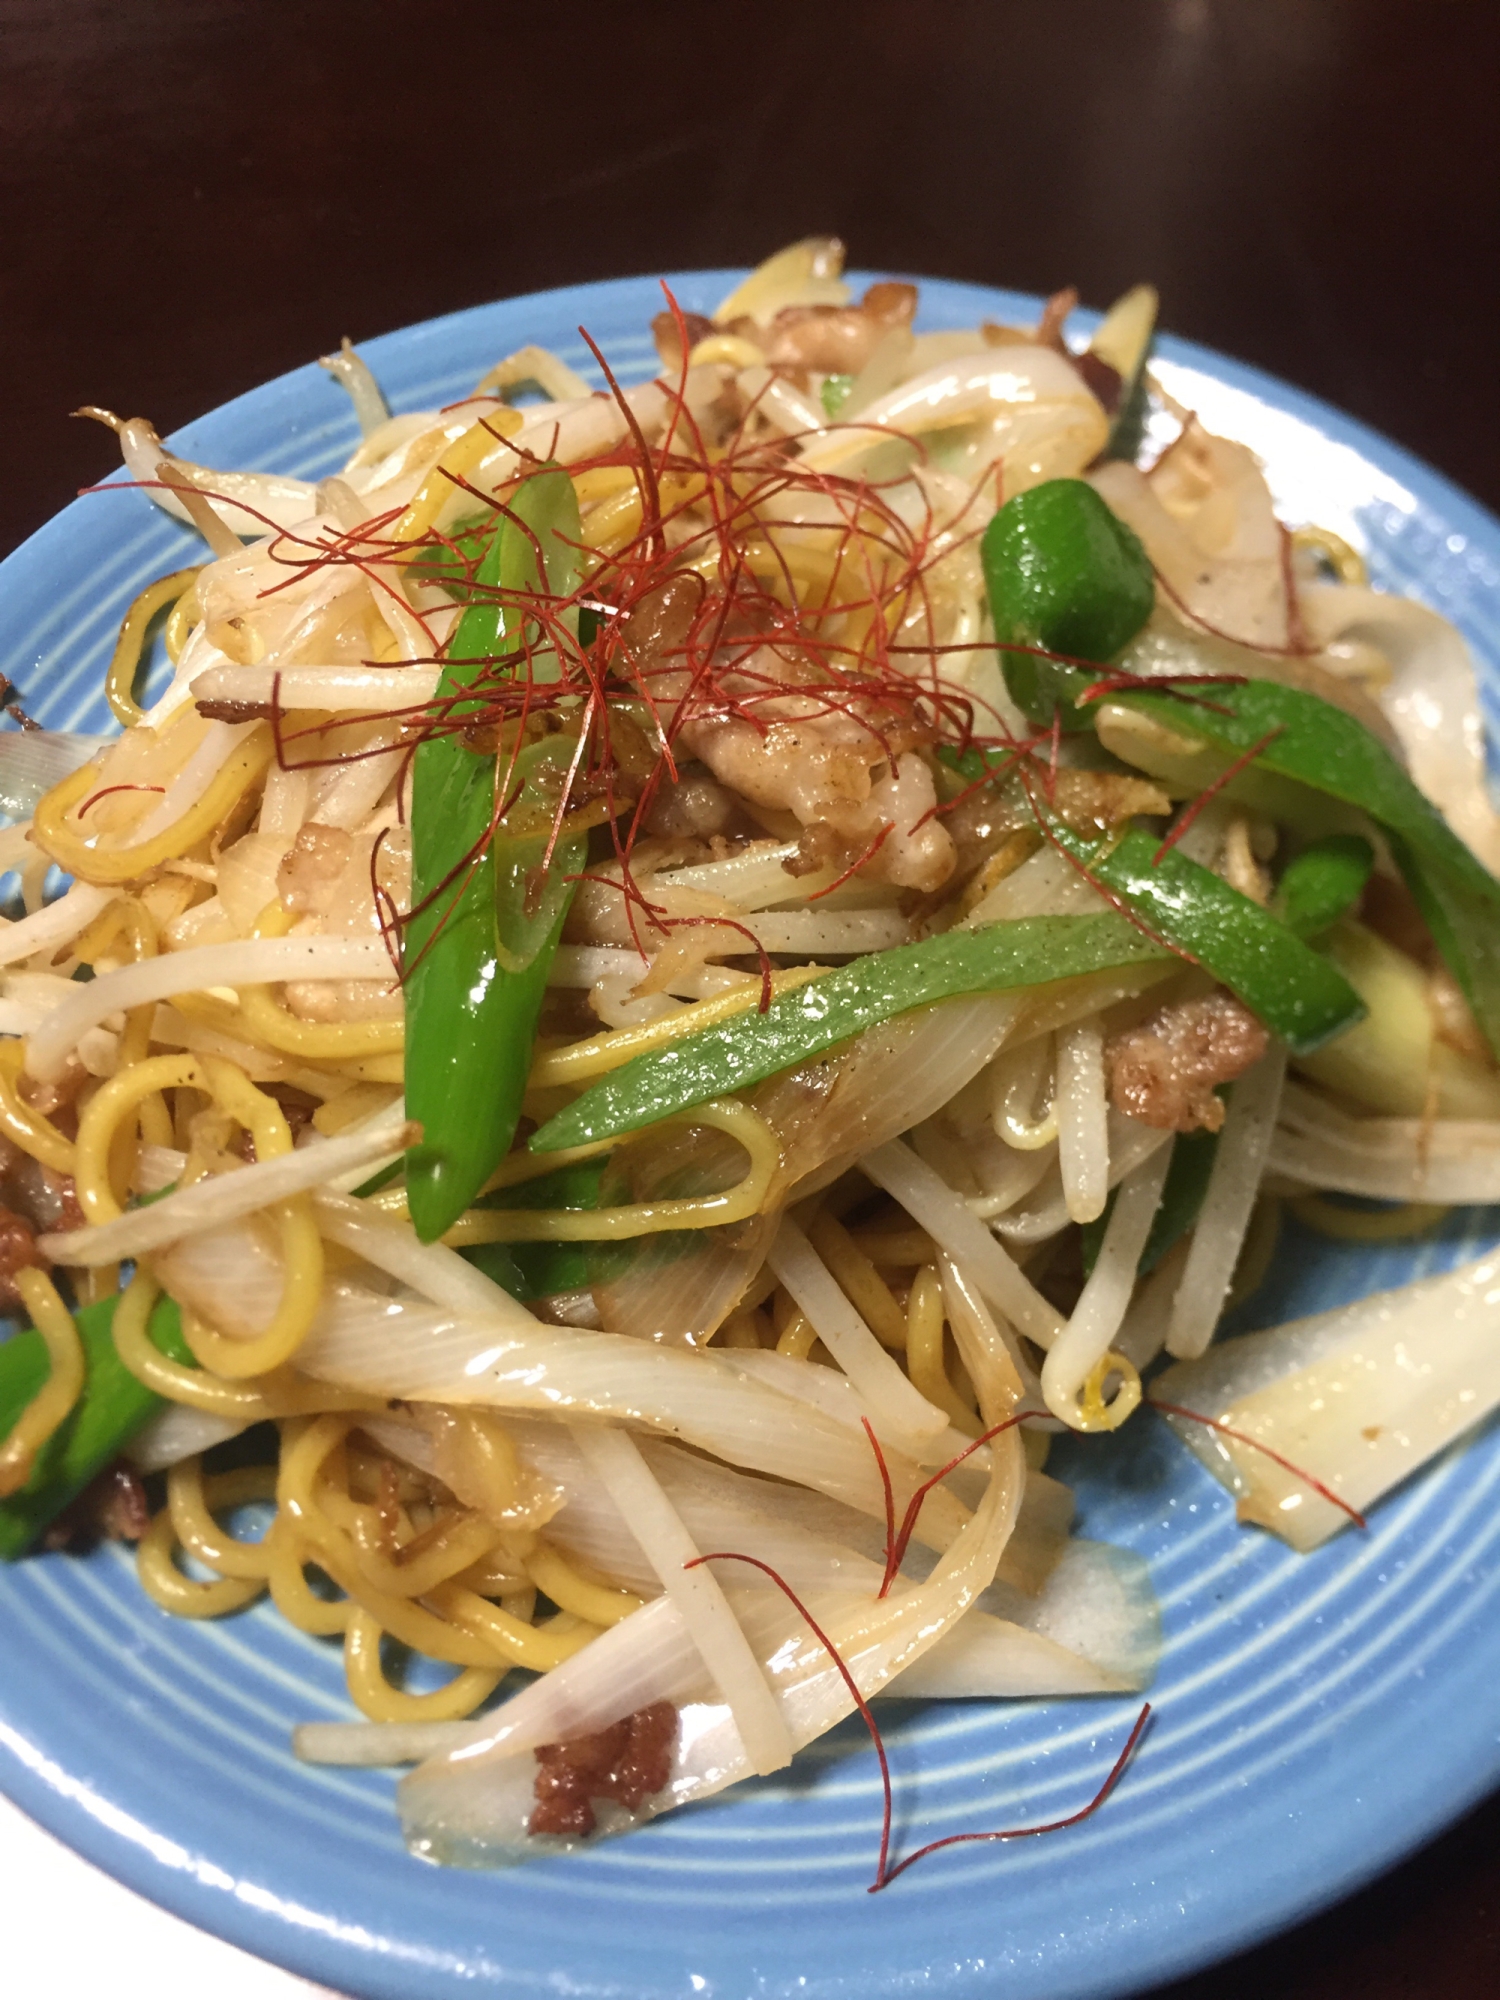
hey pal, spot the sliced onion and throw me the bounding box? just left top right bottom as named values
left=398, top=1391, right=1026, bottom=1865
left=1272, top=1081, right=1500, bottom=1203
left=1300, top=581, right=1500, bottom=871
left=1157, top=1245, right=1500, bottom=1550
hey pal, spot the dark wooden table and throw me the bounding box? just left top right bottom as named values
left=3, top=1, right=1498, bottom=1993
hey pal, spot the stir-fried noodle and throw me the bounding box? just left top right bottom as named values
left=3, top=239, right=1500, bottom=1869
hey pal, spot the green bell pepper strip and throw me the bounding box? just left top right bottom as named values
left=461, top=1158, right=608, bottom=1301
left=1138, top=1128, right=1219, bottom=1273
left=404, top=467, right=584, bottom=1241
left=1005, top=654, right=1500, bottom=1060
left=529, top=913, right=1176, bottom=1153
left=1044, top=820, right=1365, bottom=1054
left=981, top=479, right=1156, bottom=671
left=0, top=1292, right=193, bottom=1560
left=1273, top=834, right=1374, bottom=940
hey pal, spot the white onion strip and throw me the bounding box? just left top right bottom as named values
left=1166, top=1046, right=1288, bottom=1360
left=1271, top=1081, right=1500, bottom=1204
left=1041, top=1141, right=1174, bottom=1422
left=25, top=934, right=392, bottom=1080
left=766, top=1218, right=948, bottom=1455
left=312, top=1191, right=517, bottom=1316
left=571, top=1423, right=794, bottom=1775
left=860, top=1140, right=1064, bottom=1348
left=41, top=1120, right=417, bottom=1266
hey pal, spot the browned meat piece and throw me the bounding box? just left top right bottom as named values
left=1033, top=285, right=1079, bottom=353
left=0, top=1204, right=45, bottom=1307
left=651, top=308, right=715, bottom=373
left=43, top=1462, right=150, bottom=1550
left=529, top=1701, right=678, bottom=1838
left=759, top=283, right=918, bottom=375
left=1106, top=991, right=1268, bottom=1132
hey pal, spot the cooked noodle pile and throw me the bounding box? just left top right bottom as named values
left=2, top=239, right=1499, bottom=1867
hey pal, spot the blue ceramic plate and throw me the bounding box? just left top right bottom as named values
left=2, top=273, right=1499, bottom=2000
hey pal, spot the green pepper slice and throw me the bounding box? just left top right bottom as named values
left=404, top=466, right=583, bottom=1240
left=0, top=1292, right=193, bottom=1560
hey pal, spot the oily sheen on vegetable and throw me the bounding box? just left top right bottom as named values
left=0, top=239, right=1498, bottom=1880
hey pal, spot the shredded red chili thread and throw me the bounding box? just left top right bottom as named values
left=874, top=1410, right=1048, bottom=1596
left=82, top=307, right=1315, bottom=976
left=685, top=1549, right=1151, bottom=1891
left=78, top=782, right=165, bottom=815
left=860, top=1417, right=896, bottom=1577
left=1145, top=1398, right=1368, bottom=1529
left=683, top=1550, right=897, bottom=1887
left=874, top=1702, right=1153, bottom=1889
left=1151, top=725, right=1285, bottom=866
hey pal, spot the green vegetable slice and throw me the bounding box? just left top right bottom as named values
left=1274, top=835, right=1375, bottom=939
left=529, top=913, right=1175, bottom=1153
left=1006, top=656, right=1500, bottom=1059
left=981, top=479, right=1156, bottom=668
left=1045, top=821, right=1365, bottom=1053
left=0, top=1292, right=192, bottom=1560
left=404, top=466, right=583, bottom=1240
left=1088, top=283, right=1157, bottom=464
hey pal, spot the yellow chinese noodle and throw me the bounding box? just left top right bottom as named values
left=105, top=566, right=204, bottom=726
left=343, top=1607, right=503, bottom=1723
left=809, top=1211, right=908, bottom=1350
left=775, top=1310, right=818, bottom=1360
left=428, top=1581, right=601, bottom=1671
left=236, top=898, right=403, bottom=1059
left=391, top=408, right=525, bottom=557
left=0, top=1268, right=86, bottom=1497
left=137, top=1507, right=266, bottom=1618
left=906, top=1265, right=980, bottom=1435
left=113, top=1269, right=378, bottom=1422
left=74, top=897, right=174, bottom=1191
left=163, top=576, right=202, bottom=663
left=168, top=1056, right=325, bottom=1379
left=275, top=1416, right=506, bottom=1667
left=0, top=1041, right=76, bottom=1176
left=524, top=1542, right=645, bottom=1627
left=345, top=1507, right=504, bottom=1601
left=34, top=726, right=274, bottom=884
left=444, top=1098, right=778, bottom=1243
left=266, top=1513, right=353, bottom=1637
left=1291, top=525, right=1368, bottom=587
left=74, top=1053, right=204, bottom=1223
left=527, top=967, right=825, bottom=1088
left=168, top=1459, right=276, bottom=1579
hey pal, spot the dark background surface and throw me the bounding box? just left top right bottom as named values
left=2, top=0, right=1499, bottom=1992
